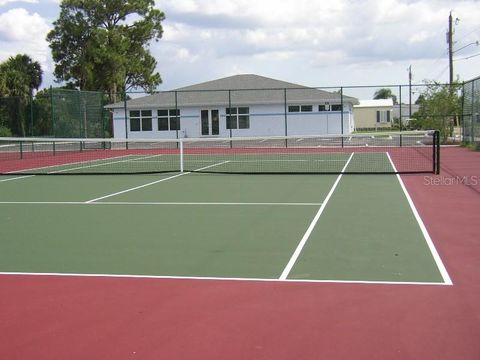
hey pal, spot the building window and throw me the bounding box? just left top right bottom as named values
left=226, top=107, right=250, bottom=129
left=289, top=105, right=313, bottom=113
left=319, top=104, right=342, bottom=111
left=130, top=110, right=152, bottom=132
left=158, top=109, right=180, bottom=131
left=376, top=110, right=391, bottom=123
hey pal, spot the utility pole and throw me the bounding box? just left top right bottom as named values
left=447, top=11, right=456, bottom=87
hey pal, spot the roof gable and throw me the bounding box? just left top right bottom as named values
left=106, top=74, right=359, bottom=109
left=174, top=74, right=307, bottom=91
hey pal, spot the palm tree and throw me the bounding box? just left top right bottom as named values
left=0, top=54, right=43, bottom=135
left=373, top=88, right=398, bottom=105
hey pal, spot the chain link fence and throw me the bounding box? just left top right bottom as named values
left=0, top=81, right=468, bottom=142
left=463, top=76, right=480, bottom=145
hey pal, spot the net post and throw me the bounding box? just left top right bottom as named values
left=179, top=139, right=184, bottom=173
left=434, top=130, right=440, bottom=174
left=53, top=140, right=56, bottom=156
left=19, top=141, right=23, bottom=159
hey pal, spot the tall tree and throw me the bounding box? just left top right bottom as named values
left=373, top=88, right=398, bottom=105
left=410, top=81, right=461, bottom=142
left=0, top=54, right=43, bottom=136
left=47, top=0, right=165, bottom=102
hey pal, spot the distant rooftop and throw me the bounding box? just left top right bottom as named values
left=355, top=99, right=394, bottom=108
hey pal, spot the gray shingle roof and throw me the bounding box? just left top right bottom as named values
left=106, top=74, right=359, bottom=109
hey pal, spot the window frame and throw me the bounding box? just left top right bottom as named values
left=226, top=107, right=250, bottom=129
left=288, top=105, right=314, bottom=113
left=157, top=109, right=181, bottom=131
left=129, top=110, right=152, bottom=132
left=376, top=110, right=391, bottom=123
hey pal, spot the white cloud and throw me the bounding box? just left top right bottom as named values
left=0, top=8, right=51, bottom=70
left=0, top=0, right=37, bottom=5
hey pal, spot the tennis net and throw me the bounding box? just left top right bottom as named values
left=0, top=131, right=440, bottom=175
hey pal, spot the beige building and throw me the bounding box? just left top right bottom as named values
left=353, top=99, right=394, bottom=130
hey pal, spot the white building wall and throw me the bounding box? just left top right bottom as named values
left=112, top=104, right=354, bottom=139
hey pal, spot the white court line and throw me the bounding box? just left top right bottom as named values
left=85, top=173, right=187, bottom=203
left=0, top=175, right=35, bottom=183
left=85, top=161, right=229, bottom=203
left=48, top=154, right=163, bottom=174
left=227, top=159, right=346, bottom=163
left=0, top=201, right=321, bottom=206
left=0, top=271, right=449, bottom=286
left=386, top=152, right=453, bottom=285
left=8, top=154, right=135, bottom=174
left=279, top=152, right=354, bottom=280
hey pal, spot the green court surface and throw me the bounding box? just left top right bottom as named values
left=0, top=166, right=449, bottom=284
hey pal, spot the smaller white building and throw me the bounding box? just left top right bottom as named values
left=106, top=74, right=359, bottom=139
left=353, top=99, right=394, bottom=130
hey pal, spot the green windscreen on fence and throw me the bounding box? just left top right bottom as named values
left=0, top=89, right=108, bottom=138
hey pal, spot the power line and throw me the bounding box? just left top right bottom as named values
left=455, top=52, right=480, bottom=61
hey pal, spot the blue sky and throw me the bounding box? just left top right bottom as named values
left=0, top=0, right=479, bottom=95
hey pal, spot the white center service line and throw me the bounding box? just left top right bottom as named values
left=85, top=161, right=229, bottom=203
left=279, top=152, right=354, bottom=280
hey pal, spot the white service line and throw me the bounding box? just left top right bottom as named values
left=386, top=152, right=453, bottom=285
left=85, top=160, right=229, bottom=203
left=0, top=271, right=449, bottom=286
left=0, top=175, right=35, bottom=183
left=8, top=154, right=135, bottom=174
left=279, top=152, right=354, bottom=280
left=0, top=201, right=321, bottom=206
left=48, top=154, right=162, bottom=174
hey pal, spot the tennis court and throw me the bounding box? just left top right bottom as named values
left=0, top=133, right=450, bottom=284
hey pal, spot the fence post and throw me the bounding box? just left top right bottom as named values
left=340, top=87, right=344, bottom=148
left=30, top=94, right=34, bottom=137
left=399, top=85, right=402, bottom=146
left=435, top=130, right=440, bottom=174
left=472, top=80, right=475, bottom=143
left=175, top=91, right=179, bottom=140
left=228, top=90, right=232, bottom=148
left=284, top=88, right=288, bottom=148
left=50, top=86, right=55, bottom=137
left=123, top=89, right=128, bottom=149
left=461, top=82, right=464, bottom=141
